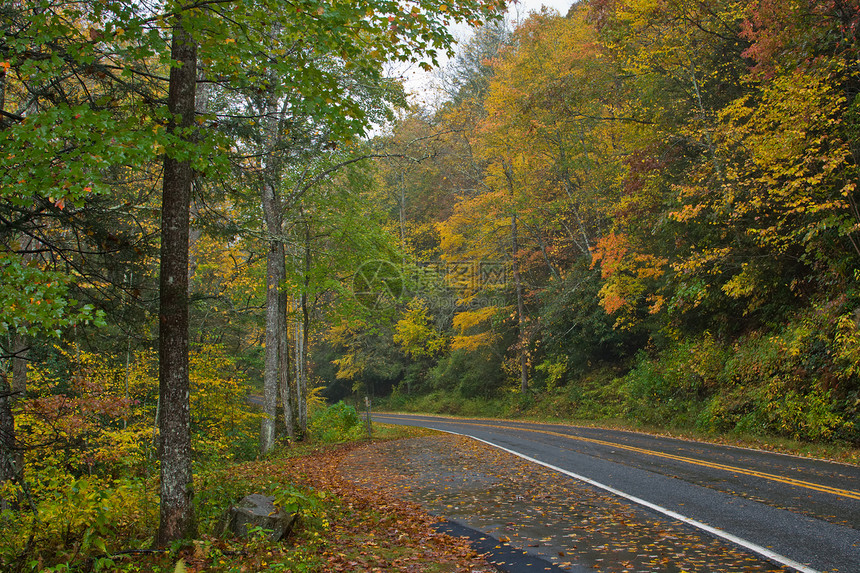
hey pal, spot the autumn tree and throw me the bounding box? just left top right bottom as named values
left=0, top=0, right=160, bottom=502
left=434, top=8, right=632, bottom=389
left=2, top=0, right=507, bottom=543
left=586, top=0, right=753, bottom=331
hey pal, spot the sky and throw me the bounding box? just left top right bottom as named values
left=509, top=0, right=576, bottom=19
left=397, top=0, right=577, bottom=106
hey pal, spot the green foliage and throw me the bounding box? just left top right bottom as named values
left=273, top=484, right=326, bottom=521
left=309, top=402, right=366, bottom=443
left=427, top=347, right=506, bottom=399
left=0, top=474, right=156, bottom=572
left=0, top=254, right=106, bottom=342
left=623, top=345, right=709, bottom=429
left=534, top=357, right=567, bottom=393
left=381, top=390, right=512, bottom=418
left=537, top=266, right=643, bottom=376
left=194, top=467, right=326, bottom=540
left=7, top=3, right=860, bottom=569
left=0, top=0, right=509, bottom=563
left=623, top=325, right=856, bottom=442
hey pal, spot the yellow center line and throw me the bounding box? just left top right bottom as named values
left=377, top=415, right=860, bottom=501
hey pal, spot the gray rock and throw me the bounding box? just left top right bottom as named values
left=216, top=494, right=296, bottom=541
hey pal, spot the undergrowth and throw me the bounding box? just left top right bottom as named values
left=378, top=320, right=860, bottom=463
left=0, top=391, right=423, bottom=573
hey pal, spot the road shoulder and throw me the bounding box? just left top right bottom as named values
left=340, top=434, right=791, bottom=573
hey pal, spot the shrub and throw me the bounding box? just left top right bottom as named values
left=0, top=473, right=156, bottom=572
left=309, top=402, right=365, bottom=443
left=427, top=348, right=505, bottom=398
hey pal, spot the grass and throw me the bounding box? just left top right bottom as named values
left=91, top=423, right=484, bottom=573
left=376, top=379, right=860, bottom=466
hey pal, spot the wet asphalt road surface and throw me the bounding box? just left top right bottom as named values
left=372, top=414, right=860, bottom=573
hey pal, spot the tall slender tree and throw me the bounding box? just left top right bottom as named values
left=157, top=10, right=198, bottom=544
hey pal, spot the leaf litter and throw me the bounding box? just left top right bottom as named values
left=143, top=439, right=499, bottom=573
left=340, top=434, right=793, bottom=573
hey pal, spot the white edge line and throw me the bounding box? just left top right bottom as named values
left=376, top=412, right=860, bottom=469
left=430, top=427, right=821, bottom=573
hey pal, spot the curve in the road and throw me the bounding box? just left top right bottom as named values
left=448, top=429, right=820, bottom=573
left=375, top=413, right=860, bottom=573
left=444, top=419, right=860, bottom=501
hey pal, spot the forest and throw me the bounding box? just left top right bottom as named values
left=344, top=0, right=860, bottom=445
left=2, top=0, right=860, bottom=570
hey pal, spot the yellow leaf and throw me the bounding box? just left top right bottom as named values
left=452, top=306, right=499, bottom=330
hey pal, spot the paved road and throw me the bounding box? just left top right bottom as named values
left=373, top=413, right=860, bottom=573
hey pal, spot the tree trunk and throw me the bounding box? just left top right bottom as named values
left=0, top=372, right=17, bottom=511
left=299, top=226, right=311, bottom=435
left=299, top=294, right=309, bottom=435
left=259, top=90, right=286, bottom=449
left=259, top=78, right=293, bottom=451
left=503, top=162, right=528, bottom=393
left=511, top=211, right=528, bottom=393
left=260, top=238, right=282, bottom=453
left=157, top=15, right=197, bottom=546
left=0, top=62, right=6, bottom=128
left=293, top=296, right=307, bottom=435
left=3, top=243, right=32, bottom=498
left=10, top=335, right=26, bottom=480
left=279, top=267, right=294, bottom=441
left=279, top=284, right=295, bottom=441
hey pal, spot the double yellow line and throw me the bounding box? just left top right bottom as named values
left=379, top=415, right=860, bottom=501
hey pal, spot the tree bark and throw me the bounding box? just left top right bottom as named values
left=299, top=225, right=312, bottom=434
left=279, top=284, right=295, bottom=441
left=260, top=224, right=283, bottom=453
left=0, top=372, right=17, bottom=510
left=293, top=295, right=306, bottom=435
left=157, top=14, right=197, bottom=546
left=258, top=69, right=295, bottom=451
left=512, top=210, right=528, bottom=393
left=503, top=162, right=528, bottom=393
left=299, top=292, right=309, bottom=435
left=11, top=335, right=26, bottom=398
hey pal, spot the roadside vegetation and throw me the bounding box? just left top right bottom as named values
left=0, top=379, right=479, bottom=573
left=335, top=1, right=860, bottom=460
left=379, top=311, right=860, bottom=463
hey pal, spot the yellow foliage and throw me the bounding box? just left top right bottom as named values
left=327, top=323, right=363, bottom=381
left=189, top=343, right=255, bottom=459
left=191, top=233, right=264, bottom=307
left=21, top=345, right=156, bottom=478
left=452, top=306, right=499, bottom=330
left=721, top=263, right=757, bottom=299
left=333, top=351, right=363, bottom=381
left=306, top=383, right=328, bottom=414
left=450, top=330, right=500, bottom=352
left=393, top=298, right=448, bottom=358
left=450, top=306, right=503, bottom=351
